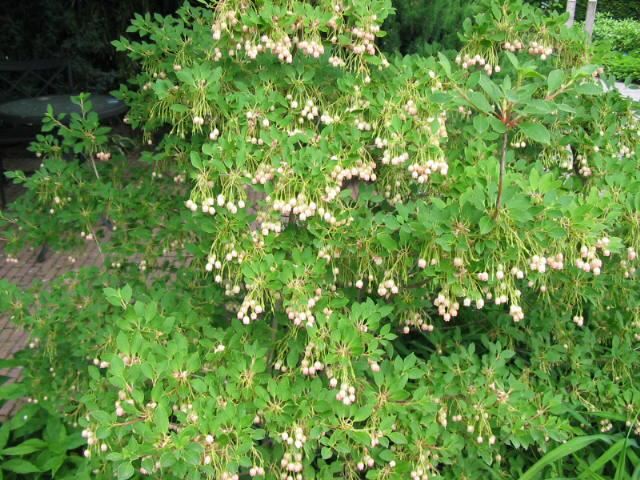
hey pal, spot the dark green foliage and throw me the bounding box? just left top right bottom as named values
left=0, top=0, right=190, bottom=92
left=592, top=15, right=640, bottom=82
left=382, top=0, right=474, bottom=52
left=574, top=0, right=640, bottom=21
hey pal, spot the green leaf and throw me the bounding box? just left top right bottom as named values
left=519, top=435, right=614, bottom=480
left=190, top=151, right=202, bottom=169
left=548, top=69, right=564, bottom=93
left=121, top=284, right=132, bottom=304
left=1, top=459, right=41, bottom=474
left=479, top=216, right=494, bottom=235
left=519, top=122, right=550, bottom=145
left=377, top=232, right=397, bottom=251
left=117, top=462, right=135, bottom=480
left=468, top=91, right=492, bottom=114
left=438, top=52, right=452, bottom=76
left=2, top=439, right=46, bottom=456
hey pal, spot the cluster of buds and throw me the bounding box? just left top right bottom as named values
left=282, top=427, right=307, bottom=450
left=596, top=237, right=612, bottom=256
left=220, top=473, right=239, bottom=480
left=251, top=164, right=275, bottom=185
left=355, top=118, right=373, bottom=131
left=434, top=293, right=460, bottom=321
left=237, top=297, right=264, bottom=324
left=297, top=39, right=324, bottom=58
left=96, top=151, right=111, bottom=161
left=404, top=100, right=418, bottom=116
left=286, top=294, right=320, bottom=327
left=377, top=278, right=399, bottom=297
left=262, top=34, right=294, bottom=63
left=280, top=451, right=304, bottom=477
left=272, top=195, right=317, bottom=221
left=139, top=259, right=147, bottom=272
left=462, top=296, right=486, bottom=309
left=619, top=145, right=633, bottom=159
left=173, top=173, right=186, bottom=184
left=202, top=197, right=219, bottom=215
left=576, top=154, right=593, bottom=177
left=408, top=158, right=448, bottom=184
left=477, top=271, right=490, bottom=282
left=121, top=355, right=141, bottom=367
left=374, top=137, right=388, bottom=149
left=5, top=255, right=18, bottom=264
left=297, top=98, right=319, bottom=122
left=205, top=253, right=223, bottom=273
left=329, top=55, right=345, bottom=67
left=273, top=360, right=289, bottom=373
left=92, top=357, right=110, bottom=369
left=455, top=53, right=500, bottom=75
left=509, top=304, right=524, bottom=322
left=334, top=381, right=357, bottom=406
left=80, top=231, right=94, bottom=241
left=330, top=159, right=377, bottom=186
left=620, top=259, right=637, bottom=279
left=357, top=453, right=375, bottom=471
left=211, top=10, right=239, bottom=40
left=599, top=419, right=613, bottom=433
left=622, top=247, right=638, bottom=278
left=503, top=40, right=524, bottom=52
left=547, top=253, right=565, bottom=270
left=510, top=267, right=525, bottom=279
left=573, top=314, right=584, bottom=327
left=115, top=392, right=134, bottom=417
left=382, top=150, right=408, bottom=166
left=411, top=468, right=432, bottom=480
left=575, top=245, right=604, bottom=275
left=224, top=283, right=241, bottom=297
left=193, top=115, right=205, bottom=127
left=259, top=219, right=283, bottom=237
left=249, top=466, right=266, bottom=477
left=350, top=25, right=378, bottom=55
left=401, top=312, right=435, bottom=334
left=209, top=128, right=220, bottom=141
left=320, top=112, right=335, bottom=124
left=511, top=139, right=527, bottom=149
left=300, top=358, right=324, bottom=377
left=242, top=40, right=262, bottom=60
left=528, top=41, right=553, bottom=60
left=529, top=255, right=548, bottom=273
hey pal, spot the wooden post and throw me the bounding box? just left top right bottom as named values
left=585, top=0, right=598, bottom=40
left=566, top=0, right=577, bottom=27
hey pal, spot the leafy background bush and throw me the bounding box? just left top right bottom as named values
left=1, top=0, right=640, bottom=479
left=592, top=14, right=640, bottom=82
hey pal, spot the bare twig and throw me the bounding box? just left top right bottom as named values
left=493, top=132, right=509, bottom=218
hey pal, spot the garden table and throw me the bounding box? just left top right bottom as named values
left=0, top=94, right=127, bottom=125
left=0, top=94, right=127, bottom=207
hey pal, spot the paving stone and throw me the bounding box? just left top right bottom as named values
left=0, top=218, right=103, bottom=420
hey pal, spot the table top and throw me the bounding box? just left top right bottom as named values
left=0, top=94, right=127, bottom=125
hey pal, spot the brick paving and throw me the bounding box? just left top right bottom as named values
left=0, top=151, right=104, bottom=419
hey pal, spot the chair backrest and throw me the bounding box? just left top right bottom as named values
left=0, top=59, right=72, bottom=102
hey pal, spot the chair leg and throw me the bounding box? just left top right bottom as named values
left=36, top=244, right=48, bottom=263
left=0, top=153, right=6, bottom=208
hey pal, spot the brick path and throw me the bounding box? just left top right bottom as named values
left=0, top=154, right=104, bottom=419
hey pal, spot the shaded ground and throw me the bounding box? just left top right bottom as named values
left=616, top=82, right=640, bottom=102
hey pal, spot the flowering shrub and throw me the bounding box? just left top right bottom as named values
left=2, top=0, right=640, bottom=478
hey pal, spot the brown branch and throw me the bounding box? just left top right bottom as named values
left=493, top=131, right=509, bottom=218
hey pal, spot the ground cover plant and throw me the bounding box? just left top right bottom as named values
left=1, top=0, right=640, bottom=478
left=592, top=14, right=640, bottom=83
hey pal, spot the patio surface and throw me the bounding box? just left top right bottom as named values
left=0, top=152, right=104, bottom=419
